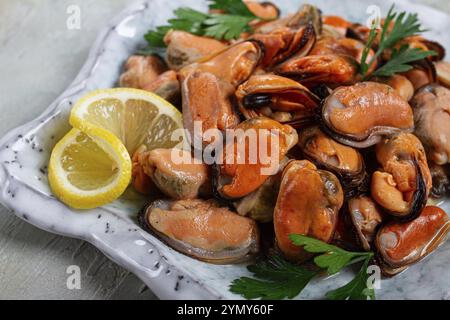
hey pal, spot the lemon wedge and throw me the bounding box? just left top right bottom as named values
left=69, top=88, right=185, bottom=155
left=48, top=128, right=131, bottom=209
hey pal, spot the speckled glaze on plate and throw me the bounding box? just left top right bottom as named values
left=0, top=0, right=449, bottom=300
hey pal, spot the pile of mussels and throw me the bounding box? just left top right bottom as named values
left=118, top=3, right=450, bottom=276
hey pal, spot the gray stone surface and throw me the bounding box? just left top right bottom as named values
left=0, top=0, right=448, bottom=300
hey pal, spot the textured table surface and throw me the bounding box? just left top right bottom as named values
left=0, top=0, right=448, bottom=300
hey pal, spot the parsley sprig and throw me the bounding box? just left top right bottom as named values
left=203, top=14, right=255, bottom=40
left=326, top=258, right=375, bottom=300
left=361, top=5, right=437, bottom=79
left=372, top=45, right=436, bottom=77
left=209, top=0, right=255, bottom=16
left=230, top=234, right=375, bottom=300
left=144, top=0, right=258, bottom=47
left=229, top=255, right=318, bottom=300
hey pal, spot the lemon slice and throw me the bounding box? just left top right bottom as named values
left=70, top=88, right=185, bottom=155
left=48, top=128, right=131, bottom=209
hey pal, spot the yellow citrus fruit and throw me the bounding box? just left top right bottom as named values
left=69, top=88, right=185, bottom=156
left=48, top=128, right=131, bottom=209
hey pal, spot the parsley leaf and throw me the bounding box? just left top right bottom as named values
left=372, top=45, right=437, bottom=77
left=208, top=0, right=255, bottom=17
left=230, top=255, right=318, bottom=300
left=144, top=26, right=172, bottom=47
left=204, top=14, right=254, bottom=40
left=172, top=7, right=209, bottom=22
left=289, top=234, right=375, bottom=300
left=360, top=26, right=378, bottom=77
left=289, top=234, right=372, bottom=275
left=379, top=6, right=425, bottom=52
left=361, top=5, right=437, bottom=79
left=144, top=0, right=258, bottom=48
left=230, top=235, right=376, bottom=300
left=325, top=258, right=375, bottom=300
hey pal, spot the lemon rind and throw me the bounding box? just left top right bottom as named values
left=48, top=128, right=131, bottom=210
left=69, top=88, right=184, bottom=144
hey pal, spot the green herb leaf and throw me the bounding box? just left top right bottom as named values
left=360, top=5, right=436, bottom=79
left=290, top=234, right=375, bottom=300
left=289, top=234, right=371, bottom=275
left=144, top=7, right=210, bottom=47
left=173, top=7, right=209, bottom=22
left=143, top=1, right=257, bottom=48
left=372, top=45, right=437, bottom=77
left=208, top=0, right=256, bottom=17
left=360, top=26, right=378, bottom=77
left=168, top=8, right=209, bottom=35
left=144, top=26, right=171, bottom=47
left=204, top=14, right=254, bottom=40
left=289, top=234, right=348, bottom=254
left=379, top=6, right=425, bottom=52
left=230, top=235, right=377, bottom=300
left=325, top=258, right=375, bottom=300
left=230, top=256, right=318, bottom=300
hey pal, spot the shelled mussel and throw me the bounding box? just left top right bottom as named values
left=139, top=199, right=260, bottom=264
left=274, top=160, right=344, bottom=261
left=375, top=206, right=450, bottom=276
left=297, top=125, right=369, bottom=197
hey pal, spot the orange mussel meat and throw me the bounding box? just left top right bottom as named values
left=274, top=160, right=344, bottom=261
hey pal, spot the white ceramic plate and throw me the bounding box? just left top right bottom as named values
left=0, top=0, right=449, bottom=300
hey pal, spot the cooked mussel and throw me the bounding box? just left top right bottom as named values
left=435, top=61, right=450, bottom=88
left=429, top=162, right=450, bottom=198
left=374, top=74, right=414, bottom=102
left=215, top=117, right=298, bottom=199
left=332, top=211, right=360, bottom=251
left=180, top=40, right=263, bottom=146
left=375, top=206, right=450, bottom=276
left=233, top=156, right=290, bottom=223
left=289, top=3, right=322, bottom=35
left=420, top=40, right=446, bottom=62
left=411, top=84, right=450, bottom=165
left=310, top=37, right=376, bottom=74
left=252, top=23, right=316, bottom=67
left=139, top=199, right=259, bottom=264
left=244, top=0, right=280, bottom=20
left=131, top=147, right=210, bottom=199
left=213, top=1, right=280, bottom=21
left=371, top=133, right=432, bottom=221
left=255, top=4, right=322, bottom=35
left=298, top=125, right=368, bottom=197
left=346, top=23, right=373, bottom=46
left=321, top=82, right=415, bottom=148
left=233, top=168, right=282, bottom=223
left=119, top=54, right=168, bottom=89
left=274, top=160, right=344, bottom=261
left=164, top=30, right=227, bottom=71
left=275, top=54, right=360, bottom=89
left=348, top=195, right=384, bottom=251
left=322, top=15, right=352, bottom=37
left=236, top=74, right=320, bottom=126
left=142, top=70, right=180, bottom=103
left=403, top=59, right=436, bottom=91
left=180, top=39, right=264, bottom=88
left=398, top=36, right=445, bottom=62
